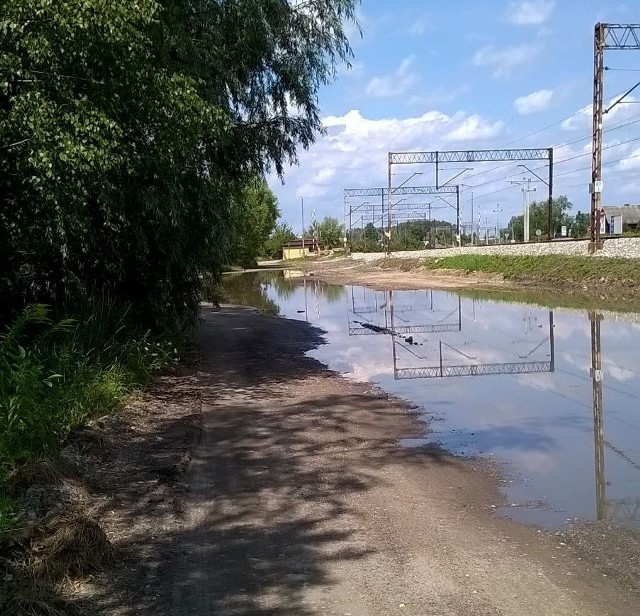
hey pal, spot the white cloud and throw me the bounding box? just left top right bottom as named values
left=561, top=95, right=640, bottom=132
left=473, top=44, right=539, bottom=79
left=365, top=56, right=420, bottom=98
left=268, top=107, right=505, bottom=226
left=506, top=1, right=555, bottom=26
left=446, top=114, right=504, bottom=141
left=514, top=89, right=554, bottom=115
left=617, top=146, right=640, bottom=171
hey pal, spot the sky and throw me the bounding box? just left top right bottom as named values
left=268, top=1, right=640, bottom=235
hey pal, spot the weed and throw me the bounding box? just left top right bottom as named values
left=422, top=254, right=640, bottom=284
left=0, top=302, right=179, bottom=500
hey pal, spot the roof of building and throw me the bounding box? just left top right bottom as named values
left=283, top=238, right=317, bottom=248
left=603, top=205, right=640, bottom=225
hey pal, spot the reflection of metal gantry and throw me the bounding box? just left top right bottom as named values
left=350, top=323, right=460, bottom=336
left=392, top=302, right=555, bottom=380
left=605, top=498, right=640, bottom=524
left=347, top=288, right=461, bottom=337
left=396, top=361, right=552, bottom=379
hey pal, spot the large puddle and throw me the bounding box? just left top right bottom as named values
left=224, top=271, right=640, bottom=530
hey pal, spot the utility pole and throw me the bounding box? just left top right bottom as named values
left=511, top=177, right=536, bottom=242
left=471, top=190, right=474, bottom=245
left=589, top=23, right=640, bottom=252
left=590, top=24, right=605, bottom=251
left=493, top=204, right=503, bottom=243
left=456, top=185, right=461, bottom=246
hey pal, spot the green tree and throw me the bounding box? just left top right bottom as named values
left=228, top=177, right=279, bottom=268
left=508, top=196, right=573, bottom=241
left=0, top=0, right=359, bottom=330
left=263, top=222, right=297, bottom=259
left=317, top=216, right=345, bottom=249
left=573, top=210, right=590, bottom=238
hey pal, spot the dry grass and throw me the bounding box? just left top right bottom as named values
left=29, top=505, right=116, bottom=580
left=2, top=504, right=115, bottom=616
left=6, top=461, right=65, bottom=494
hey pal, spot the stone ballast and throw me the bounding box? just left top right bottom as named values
left=350, top=237, right=640, bottom=262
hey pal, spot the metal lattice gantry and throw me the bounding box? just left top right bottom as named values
left=344, top=185, right=459, bottom=197
left=387, top=147, right=554, bottom=242
left=602, top=23, right=640, bottom=48
left=344, top=186, right=459, bottom=248
left=590, top=24, right=640, bottom=251
left=388, top=148, right=552, bottom=165
left=395, top=360, right=552, bottom=379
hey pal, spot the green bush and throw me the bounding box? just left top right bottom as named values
left=0, top=303, right=178, bottom=535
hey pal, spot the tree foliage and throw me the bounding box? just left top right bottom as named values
left=316, top=216, right=344, bottom=249
left=508, top=196, right=574, bottom=241
left=263, top=222, right=297, bottom=259
left=0, top=0, right=358, bottom=330
left=228, top=177, right=279, bottom=268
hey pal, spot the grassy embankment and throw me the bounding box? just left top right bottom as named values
left=0, top=303, right=178, bottom=539
left=421, top=254, right=640, bottom=312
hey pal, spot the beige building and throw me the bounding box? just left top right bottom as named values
left=282, top=238, right=317, bottom=260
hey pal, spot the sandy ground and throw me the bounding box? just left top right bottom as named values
left=288, top=257, right=515, bottom=291
left=280, top=256, right=640, bottom=315
left=75, top=305, right=640, bottom=615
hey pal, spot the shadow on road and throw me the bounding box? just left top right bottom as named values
left=80, top=307, right=460, bottom=615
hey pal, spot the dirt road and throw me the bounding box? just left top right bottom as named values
left=105, top=305, right=635, bottom=616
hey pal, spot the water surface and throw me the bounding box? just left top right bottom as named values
left=224, top=271, right=640, bottom=529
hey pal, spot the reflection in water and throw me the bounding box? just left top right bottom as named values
left=591, top=312, right=606, bottom=522
left=591, top=313, right=640, bottom=526
left=223, top=272, right=280, bottom=316
left=222, top=271, right=640, bottom=529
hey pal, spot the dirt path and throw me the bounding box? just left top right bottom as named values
left=95, top=306, right=635, bottom=616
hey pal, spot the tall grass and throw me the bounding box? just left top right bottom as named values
left=422, top=254, right=640, bottom=283
left=0, top=302, right=179, bottom=536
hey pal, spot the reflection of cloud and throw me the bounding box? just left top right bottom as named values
left=606, top=363, right=637, bottom=383
left=552, top=314, right=590, bottom=341
left=518, top=373, right=556, bottom=392
left=511, top=450, right=558, bottom=474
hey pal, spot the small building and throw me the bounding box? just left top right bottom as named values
left=603, top=205, right=640, bottom=234
left=282, top=238, right=318, bottom=260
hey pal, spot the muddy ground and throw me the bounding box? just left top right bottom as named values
left=288, top=257, right=640, bottom=313
left=31, top=304, right=636, bottom=615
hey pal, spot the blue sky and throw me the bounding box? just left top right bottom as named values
left=269, top=1, right=640, bottom=234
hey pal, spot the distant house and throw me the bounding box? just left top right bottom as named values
left=282, top=238, right=318, bottom=260
left=603, top=205, right=640, bottom=234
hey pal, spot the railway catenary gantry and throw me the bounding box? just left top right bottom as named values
left=344, top=185, right=459, bottom=247
left=387, top=148, right=554, bottom=242
left=590, top=24, right=640, bottom=251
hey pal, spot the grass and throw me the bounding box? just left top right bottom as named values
left=422, top=254, right=640, bottom=285
left=0, top=302, right=179, bottom=539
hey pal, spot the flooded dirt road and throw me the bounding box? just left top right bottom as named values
left=85, top=274, right=640, bottom=614
left=225, top=271, right=640, bottom=532
left=156, top=309, right=640, bottom=616
left=161, top=304, right=638, bottom=615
